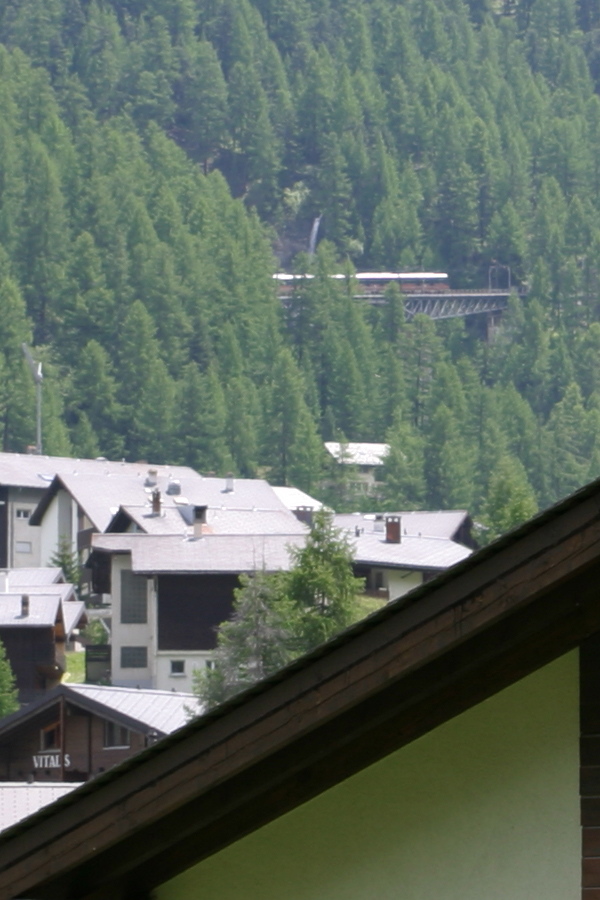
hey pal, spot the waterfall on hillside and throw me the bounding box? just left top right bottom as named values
left=308, top=216, right=321, bottom=256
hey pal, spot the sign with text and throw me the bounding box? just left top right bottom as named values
left=32, top=752, right=71, bottom=769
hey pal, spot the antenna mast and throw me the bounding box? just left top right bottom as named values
left=21, top=343, right=43, bottom=455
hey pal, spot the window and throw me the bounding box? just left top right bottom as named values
left=103, top=721, right=130, bottom=748
left=40, top=722, right=60, bottom=750
left=170, top=660, right=185, bottom=676
left=120, top=570, right=147, bottom=623
left=15, top=508, right=31, bottom=519
left=120, top=646, right=147, bottom=669
left=15, top=541, right=32, bottom=554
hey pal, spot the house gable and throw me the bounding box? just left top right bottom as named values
left=158, top=652, right=580, bottom=900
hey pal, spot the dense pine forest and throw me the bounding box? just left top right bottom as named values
left=1, top=0, right=600, bottom=536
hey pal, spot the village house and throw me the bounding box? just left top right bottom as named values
left=27, top=463, right=308, bottom=603
left=0, top=476, right=599, bottom=898
left=0, top=452, right=201, bottom=572
left=335, top=509, right=475, bottom=602
left=0, top=682, right=192, bottom=785
left=0, top=568, right=86, bottom=703
left=324, top=441, right=389, bottom=495
left=87, top=528, right=307, bottom=692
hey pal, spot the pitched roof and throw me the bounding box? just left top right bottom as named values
left=65, top=684, right=194, bottom=734
left=30, top=468, right=291, bottom=532
left=0, top=683, right=194, bottom=742
left=0, top=579, right=85, bottom=636
left=0, top=452, right=197, bottom=491
left=0, top=568, right=63, bottom=587
left=91, top=532, right=306, bottom=574
left=349, top=531, right=471, bottom=570
left=61, top=600, right=86, bottom=638
left=334, top=511, right=473, bottom=570
left=0, top=595, right=60, bottom=627
left=3, top=476, right=600, bottom=898
left=334, top=509, right=471, bottom=540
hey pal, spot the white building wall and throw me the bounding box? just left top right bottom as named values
left=155, top=651, right=213, bottom=694
left=111, top=554, right=155, bottom=689
left=384, top=568, right=423, bottom=602
left=7, top=487, right=44, bottom=567
left=39, top=493, right=62, bottom=570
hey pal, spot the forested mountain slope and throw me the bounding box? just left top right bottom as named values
left=0, top=0, right=600, bottom=537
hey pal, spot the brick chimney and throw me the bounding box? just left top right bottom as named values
left=385, top=515, right=401, bottom=544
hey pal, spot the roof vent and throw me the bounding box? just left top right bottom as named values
left=145, top=469, right=158, bottom=487
left=21, top=595, right=30, bottom=618
left=373, top=514, right=385, bottom=534
left=166, top=479, right=181, bottom=495
left=224, top=473, right=234, bottom=493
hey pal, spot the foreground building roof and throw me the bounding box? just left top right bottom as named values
left=1, top=476, right=600, bottom=897
left=0, top=784, right=82, bottom=833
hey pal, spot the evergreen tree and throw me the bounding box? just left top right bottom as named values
left=49, top=534, right=80, bottom=589
left=0, top=639, right=18, bottom=718
left=193, top=571, right=296, bottom=709
left=482, top=454, right=538, bottom=543
left=282, top=509, right=365, bottom=653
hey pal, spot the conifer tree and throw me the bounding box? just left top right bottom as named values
left=482, top=454, right=538, bottom=543
left=193, top=571, right=296, bottom=710
left=0, top=639, right=18, bottom=719
left=282, top=509, right=364, bottom=653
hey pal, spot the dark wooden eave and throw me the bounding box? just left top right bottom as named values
left=4, top=480, right=600, bottom=899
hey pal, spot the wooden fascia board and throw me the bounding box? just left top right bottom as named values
left=3, top=489, right=600, bottom=898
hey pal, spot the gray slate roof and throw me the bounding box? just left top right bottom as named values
left=30, top=465, right=292, bottom=534
left=65, top=684, right=194, bottom=734
left=61, top=600, right=87, bottom=637
left=204, top=507, right=307, bottom=535
left=1, top=568, right=63, bottom=587
left=334, top=511, right=473, bottom=571
left=348, top=532, right=472, bottom=570
left=91, top=533, right=306, bottom=574
left=334, top=510, right=471, bottom=541
left=0, top=595, right=60, bottom=627
left=0, top=784, right=82, bottom=832
left=0, top=453, right=197, bottom=491
left=113, top=505, right=307, bottom=537
left=0, top=580, right=85, bottom=636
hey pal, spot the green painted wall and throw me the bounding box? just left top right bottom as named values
left=156, top=652, right=580, bottom=900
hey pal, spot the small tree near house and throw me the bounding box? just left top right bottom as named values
left=0, top=640, right=18, bottom=718
left=49, top=535, right=81, bottom=591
